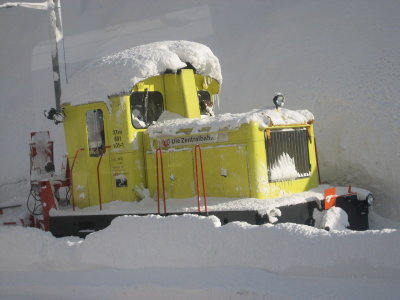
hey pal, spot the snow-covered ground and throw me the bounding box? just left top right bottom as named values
left=1, top=180, right=400, bottom=299
left=1, top=0, right=400, bottom=298
left=1, top=214, right=400, bottom=299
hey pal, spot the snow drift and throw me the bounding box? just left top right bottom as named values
left=1, top=214, right=400, bottom=279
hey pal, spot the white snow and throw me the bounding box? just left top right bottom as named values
left=1, top=214, right=400, bottom=299
left=148, top=107, right=314, bottom=138
left=47, top=184, right=372, bottom=220
left=1, top=214, right=399, bottom=273
left=62, top=40, right=222, bottom=103
left=1, top=175, right=400, bottom=299
left=269, top=152, right=305, bottom=181
left=30, top=131, right=53, bottom=180
left=313, top=206, right=350, bottom=231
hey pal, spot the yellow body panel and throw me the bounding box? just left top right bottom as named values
left=143, top=122, right=319, bottom=200
left=63, top=97, right=146, bottom=208
left=62, top=70, right=319, bottom=208
left=164, top=70, right=200, bottom=118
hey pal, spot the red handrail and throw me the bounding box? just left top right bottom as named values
left=96, top=146, right=110, bottom=211
left=70, top=148, right=84, bottom=211
left=155, top=148, right=167, bottom=214
left=194, top=145, right=208, bottom=214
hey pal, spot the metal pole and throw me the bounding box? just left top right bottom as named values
left=47, top=0, right=63, bottom=112
left=0, top=1, right=65, bottom=115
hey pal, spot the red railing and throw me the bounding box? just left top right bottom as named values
left=70, top=148, right=84, bottom=211
left=97, top=146, right=110, bottom=211
left=154, top=145, right=208, bottom=215
left=194, top=145, right=208, bottom=214
left=155, top=148, right=167, bottom=214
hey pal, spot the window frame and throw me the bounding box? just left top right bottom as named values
left=86, top=109, right=106, bottom=157
left=130, top=90, right=164, bottom=129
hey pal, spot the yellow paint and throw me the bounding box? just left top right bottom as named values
left=143, top=122, right=319, bottom=200
left=62, top=70, right=319, bottom=209
left=63, top=96, right=146, bottom=208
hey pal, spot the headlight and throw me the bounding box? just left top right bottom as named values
left=366, top=193, right=374, bottom=206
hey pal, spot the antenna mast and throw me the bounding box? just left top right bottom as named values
left=0, top=0, right=65, bottom=123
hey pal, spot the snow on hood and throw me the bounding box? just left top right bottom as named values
left=148, top=107, right=314, bottom=138
left=62, top=40, right=222, bottom=104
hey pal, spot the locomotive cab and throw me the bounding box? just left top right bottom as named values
left=62, top=67, right=220, bottom=208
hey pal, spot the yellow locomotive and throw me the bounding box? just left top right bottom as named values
left=28, top=41, right=371, bottom=236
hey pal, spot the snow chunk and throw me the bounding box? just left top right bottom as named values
left=313, top=207, right=350, bottom=231
left=259, top=108, right=313, bottom=126
left=62, top=41, right=222, bottom=103
left=157, top=110, right=186, bottom=122
left=270, top=153, right=309, bottom=181
left=148, top=107, right=314, bottom=138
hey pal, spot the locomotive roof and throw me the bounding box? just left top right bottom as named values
left=62, top=41, right=221, bottom=104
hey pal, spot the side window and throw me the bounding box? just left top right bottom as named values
left=130, top=90, right=164, bottom=129
left=198, top=90, right=214, bottom=116
left=86, top=109, right=105, bottom=157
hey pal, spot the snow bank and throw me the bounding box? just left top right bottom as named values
left=1, top=215, right=400, bottom=279
left=62, top=40, right=222, bottom=103
left=148, top=108, right=313, bottom=138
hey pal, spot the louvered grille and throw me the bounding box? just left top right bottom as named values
left=266, top=128, right=311, bottom=182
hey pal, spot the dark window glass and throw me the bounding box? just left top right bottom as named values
left=198, top=90, right=213, bottom=116
left=86, top=109, right=105, bottom=157
left=130, top=90, right=164, bottom=129
left=266, top=128, right=311, bottom=182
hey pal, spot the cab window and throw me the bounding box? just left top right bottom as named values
left=198, top=90, right=214, bottom=116
left=86, top=109, right=105, bottom=157
left=130, top=90, right=164, bottom=129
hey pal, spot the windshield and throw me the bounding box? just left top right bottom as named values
left=130, top=90, right=164, bottom=129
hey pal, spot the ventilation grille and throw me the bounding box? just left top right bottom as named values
left=266, top=128, right=311, bottom=182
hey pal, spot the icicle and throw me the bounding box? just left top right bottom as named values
left=202, top=77, right=209, bottom=89
left=213, top=95, right=220, bottom=112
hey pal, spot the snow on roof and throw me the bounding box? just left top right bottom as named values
left=147, top=107, right=314, bottom=138
left=62, top=41, right=222, bottom=103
